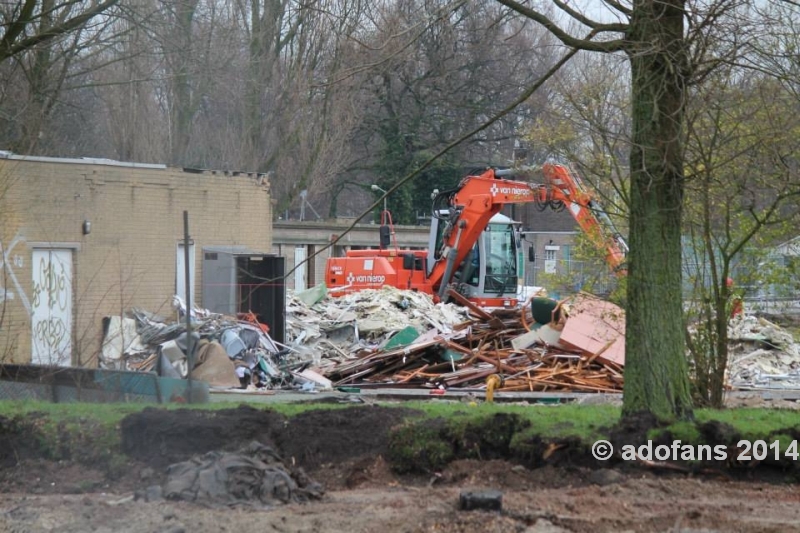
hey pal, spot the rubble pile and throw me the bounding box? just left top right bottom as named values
left=325, top=291, right=625, bottom=393
left=727, top=315, right=800, bottom=389
left=100, top=287, right=628, bottom=394
left=100, top=297, right=290, bottom=390
left=285, top=285, right=470, bottom=369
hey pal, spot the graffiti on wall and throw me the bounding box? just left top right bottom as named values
left=0, top=234, right=31, bottom=314
left=32, top=256, right=69, bottom=311
left=31, top=255, right=69, bottom=352
left=31, top=249, right=72, bottom=366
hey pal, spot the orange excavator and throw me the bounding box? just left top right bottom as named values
left=325, top=163, right=628, bottom=307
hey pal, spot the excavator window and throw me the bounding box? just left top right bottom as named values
left=483, top=224, right=518, bottom=295
left=402, top=254, right=424, bottom=271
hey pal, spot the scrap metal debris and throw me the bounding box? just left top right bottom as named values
left=100, top=299, right=289, bottom=391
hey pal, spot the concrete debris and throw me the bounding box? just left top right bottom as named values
left=727, top=315, right=800, bottom=389
left=285, top=285, right=471, bottom=369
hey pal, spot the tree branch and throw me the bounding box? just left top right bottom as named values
left=603, top=0, right=632, bottom=17
left=554, top=0, right=607, bottom=29
left=495, top=0, right=628, bottom=52
left=0, top=0, right=120, bottom=64
left=0, top=0, right=38, bottom=55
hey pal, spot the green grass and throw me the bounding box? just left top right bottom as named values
left=9, top=399, right=800, bottom=446
left=5, top=399, right=800, bottom=469
left=390, top=400, right=618, bottom=440
left=0, top=400, right=147, bottom=424
left=648, top=421, right=703, bottom=443
left=644, top=408, right=800, bottom=450
left=695, top=408, right=800, bottom=440
left=0, top=398, right=355, bottom=422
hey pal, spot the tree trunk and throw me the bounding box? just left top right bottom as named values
left=622, top=0, right=693, bottom=420
left=169, top=0, right=199, bottom=166
left=711, top=296, right=729, bottom=407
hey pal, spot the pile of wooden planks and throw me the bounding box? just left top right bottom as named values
left=324, top=292, right=624, bottom=393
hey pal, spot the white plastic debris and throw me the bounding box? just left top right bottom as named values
left=726, top=315, right=800, bottom=389
left=285, top=286, right=470, bottom=368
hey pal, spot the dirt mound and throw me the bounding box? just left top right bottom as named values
left=120, top=404, right=420, bottom=472
left=436, top=459, right=592, bottom=491
left=0, top=415, right=34, bottom=468
left=121, top=404, right=284, bottom=468
left=608, top=410, right=663, bottom=447
left=276, top=406, right=420, bottom=468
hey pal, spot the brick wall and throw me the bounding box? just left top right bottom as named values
left=0, top=156, right=272, bottom=366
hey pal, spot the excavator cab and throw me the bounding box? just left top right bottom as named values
left=427, top=212, right=521, bottom=306
left=477, top=216, right=520, bottom=296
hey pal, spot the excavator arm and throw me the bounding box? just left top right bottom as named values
left=429, top=163, right=627, bottom=302
left=539, top=163, right=628, bottom=275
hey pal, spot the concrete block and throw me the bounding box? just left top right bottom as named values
left=459, top=489, right=503, bottom=511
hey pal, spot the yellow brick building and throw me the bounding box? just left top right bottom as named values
left=0, top=152, right=272, bottom=367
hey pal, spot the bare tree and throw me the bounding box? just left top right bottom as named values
left=159, top=0, right=203, bottom=165
left=683, top=65, right=800, bottom=407
left=494, top=0, right=800, bottom=419
left=523, top=50, right=631, bottom=223
left=494, top=0, right=698, bottom=419
left=327, top=0, right=558, bottom=223
left=0, top=0, right=124, bottom=153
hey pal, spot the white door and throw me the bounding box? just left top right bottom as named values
left=176, top=242, right=196, bottom=304
left=294, top=246, right=307, bottom=291
left=31, top=249, right=73, bottom=366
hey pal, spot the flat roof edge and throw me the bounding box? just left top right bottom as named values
left=0, top=150, right=168, bottom=169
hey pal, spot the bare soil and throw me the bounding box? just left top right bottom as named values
left=1, top=405, right=800, bottom=532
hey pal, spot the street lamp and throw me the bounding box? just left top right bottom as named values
left=371, top=184, right=392, bottom=249
left=370, top=184, right=388, bottom=216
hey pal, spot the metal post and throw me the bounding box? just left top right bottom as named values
left=183, top=210, right=194, bottom=403
left=371, top=184, right=388, bottom=219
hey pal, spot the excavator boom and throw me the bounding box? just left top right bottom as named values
left=540, top=164, right=628, bottom=275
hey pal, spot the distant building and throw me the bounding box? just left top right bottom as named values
left=513, top=205, right=579, bottom=289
